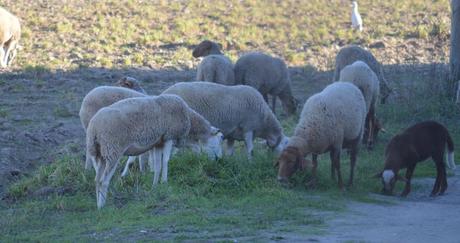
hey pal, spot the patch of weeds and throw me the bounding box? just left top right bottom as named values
left=53, top=106, right=73, bottom=118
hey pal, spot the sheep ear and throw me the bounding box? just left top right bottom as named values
left=372, top=172, right=383, bottom=178
left=396, top=174, right=408, bottom=182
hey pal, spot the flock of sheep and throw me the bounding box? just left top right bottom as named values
left=0, top=6, right=457, bottom=209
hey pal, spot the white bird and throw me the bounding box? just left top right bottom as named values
left=351, top=1, right=363, bottom=32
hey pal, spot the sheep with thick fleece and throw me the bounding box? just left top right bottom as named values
left=339, top=60, right=380, bottom=149
left=79, top=86, right=222, bottom=174
left=0, top=7, right=21, bottom=68
left=79, top=86, right=145, bottom=170
left=87, top=95, right=210, bottom=208
left=275, top=82, right=366, bottom=189
left=234, top=52, right=296, bottom=115
left=162, top=81, right=289, bottom=158
left=333, top=45, right=391, bottom=104
left=193, top=40, right=235, bottom=85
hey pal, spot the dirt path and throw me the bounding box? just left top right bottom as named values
left=308, top=168, right=460, bottom=243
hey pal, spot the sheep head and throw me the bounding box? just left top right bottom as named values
left=274, top=146, right=310, bottom=183
left=115, top=77, right=146, bottom=94
left=373, top=169, right=408, bottom=195
left=192, top=40, right=222, bottom=58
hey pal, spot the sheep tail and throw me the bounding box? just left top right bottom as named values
left=85, top=132, right=101, bottom=170
left=446, top=132, right=456, bottom=170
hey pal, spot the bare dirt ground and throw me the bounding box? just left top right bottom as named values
left=307, top=167, right=460, bottom=243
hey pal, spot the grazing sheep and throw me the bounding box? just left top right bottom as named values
left=115, top=76, right=146, bottom=94
left=87, top=95, right=216, bottom=208
left=351, top=1, right=363, bottom=31
left=339, top=60, right=380, bottom=149
left=79, top=85, right=223, bottom=175
left=374, top=121, right=456, bottom=197
left=275, top=82, right=366, bottom=189
left=193, top=40, right=235, bottom=85
left=192, top=40, right=222, bottom=57
left=79, top=86, right=146, bottom=170
left=0, top=6, right=21, bottom=68
left=333, top=45, right=392, bottom=104
left=162, top=81, right=289, bottom=158
left=234, top=52, right=297, bottom=115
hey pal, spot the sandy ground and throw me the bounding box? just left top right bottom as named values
left=302, top=167, right=460, bottom=243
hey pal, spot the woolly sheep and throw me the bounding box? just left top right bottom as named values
left=79, top=86, right=145, bottom=170
left=79, top=85, right=223, bottom=174
left=339, top=60, right=380, bottom=149
left=87, top=95, right=221, bottom=208
left=333, top=45, right=392, bottom=104
left=234, top=52, right=297, bottom=115
left=193, top=40, right=235, bottom=85
left=162, top=81, right=289, bottom=158
left=0, top=6, right=21, bottom=68
left=275, top=82, right=366, bottom=189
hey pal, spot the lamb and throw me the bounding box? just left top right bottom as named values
left=374, top=121, right=456, bottom=197
left=0, top=6, right=21, bottom=68
left=333, top=45, right=392, bottom=104
left=87, top=95, right=222, bottom=208
left=193, top=40, right=235, bottom=85
left=339, top=60, right=380, bottom=149
left=234, top=52, right=297, bottom=115
left=162, top=81, right=289, bottom=158
left=275, top=82, right=366, bottom=189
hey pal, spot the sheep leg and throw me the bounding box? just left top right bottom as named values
left=331, top=148, right=344, bottom=190
left=226, top=139, right=235, bottom=156
left=161, top=140, right=173, bottom=183
left=401, top=165, right=415, bottom=197
left=431, top=154, right=446, bottom=196
left=85, top=153, right=94, bottom=170
left=97, top=159, right=119, bottom=209
left=139, top=153, right=148, bottom=172
left=330, top=156, right=336, bottom=181
left=271, top=95, right=277, bottom=114
left=0, top=47, right=6, bottom=68
left=347, top=145, right=358, bottom=187
left=367, top=110, right=375, bottom=150
left=244, top=131, right=254, bottom=159
left=306, top=154, right=318, bottom=189
left=3, top=43, right=12, bottom=67
left=94, top=159, right=105, bottom=208
left=121, top=156, right=136, bottom=177
left=151, top=148, right=162, bottom=186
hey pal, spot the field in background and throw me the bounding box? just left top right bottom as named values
left=0, top=0, right=459, bottom=241
left=1, top=0, right=451, bottom=70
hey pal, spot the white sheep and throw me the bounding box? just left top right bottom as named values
left=333, top=45, right=392, bottom=104
left=162, top=81, right=289, bottom=158
left=339, top=60, right=380, bottom=149
left=351, top=1, right=363, bottom=31
left=193, top=40, right=235, bottom=85
left=234, top=52, right=297, bottom=115
left=79, top=86, right=146, bottom=170
left=275, top=82, right=366, bottom=189
left=0, top=6, right=21, bottom=68
left=87, top=95, right=221, bottom=208
left=79, top=85, right=223, bottom=175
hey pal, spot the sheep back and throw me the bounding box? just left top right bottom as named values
left=290, top=82, right=366, bottom=154
left=162, top=81, right=282, bottom=141
left=196, top=54, right=235, bottom=85
left=79, top=86, right=146, bottom=130
left=86, top=95, right=191, bottom=159
left=339, top=60, right=380, bottom=112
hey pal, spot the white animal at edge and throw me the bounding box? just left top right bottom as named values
left=351, top=1, right=363, bottom=32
